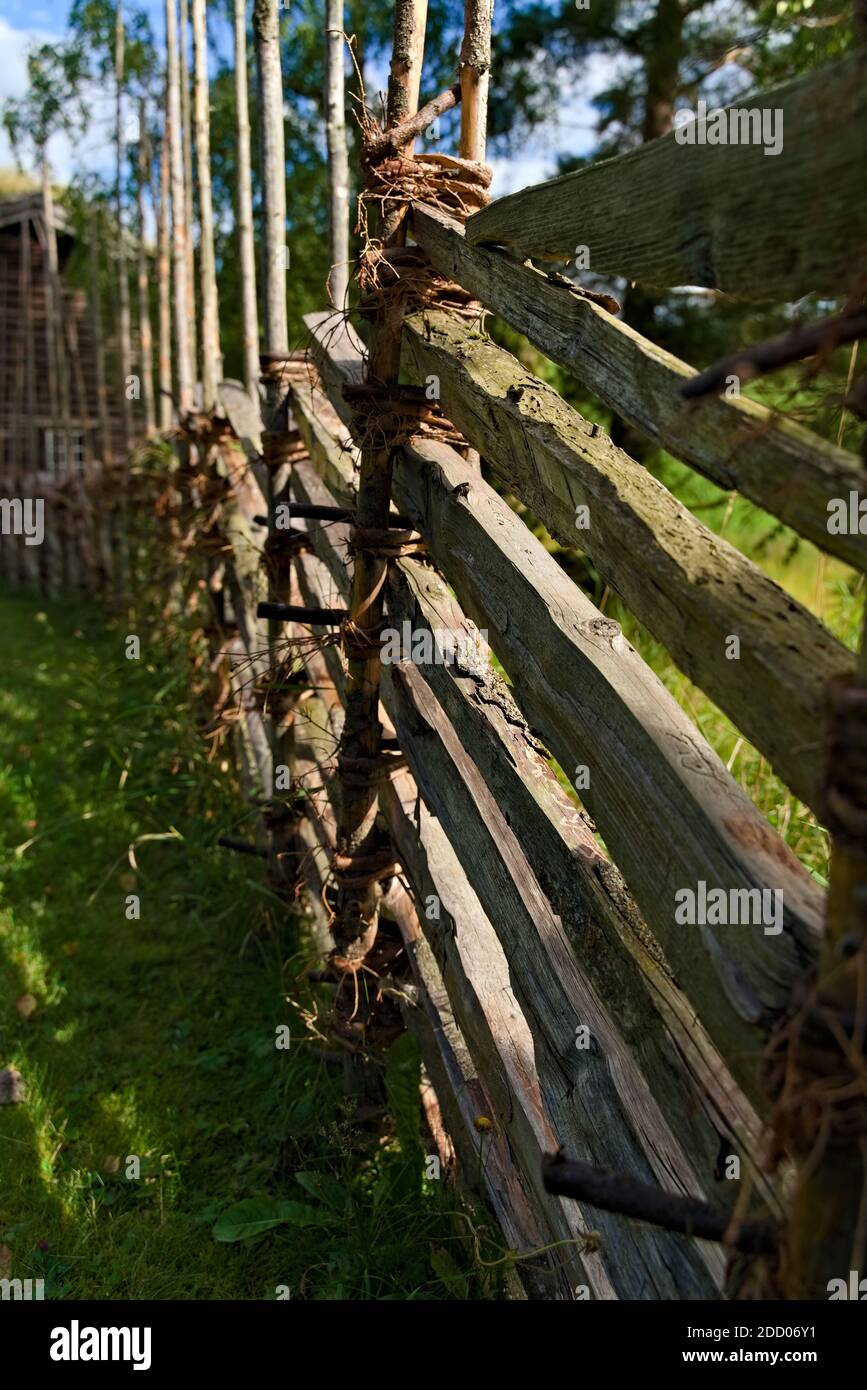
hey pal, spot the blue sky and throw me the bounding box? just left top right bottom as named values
left=0, top=0, right=607, bottom=193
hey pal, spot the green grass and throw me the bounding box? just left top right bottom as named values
left=0, top=590, right=499, bottom=1300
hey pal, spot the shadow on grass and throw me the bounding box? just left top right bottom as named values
left=0, top=587, right=501, bottom=1300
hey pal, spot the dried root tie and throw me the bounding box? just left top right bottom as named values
left=343, top=382, right=463, bottom=451
left=348, top=525, right=425, bottom=560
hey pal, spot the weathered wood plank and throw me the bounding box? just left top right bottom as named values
left=401, top=309, right=852, bottom=812
left=292, top=464, right=778, bottom=1286
left=290, top=338, right=824, bottom=1088
left=291, top=379, right=359, bottom=504
left=465, top=52, right=867, bottom=300
left=303, top=310, right=366, bottom=431
left=385, top=658, right=725, bottom=1297
left=293, top=475, right=729, bottom=1295
left=411, top=204, right=867, bottom=573
left=385, top=554, right=777, bottom=1197
left=390, top=437, right=825, bottom=1090
left=292, top=544, right=585, bottom=1296
left=288, top=659, right=558, bottom=1297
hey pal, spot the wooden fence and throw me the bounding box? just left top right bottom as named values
left=191, top=34, right=867, bottom=1302
left=3, top=4, right=864, bottom=1303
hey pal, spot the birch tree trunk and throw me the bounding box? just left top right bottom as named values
left=115, top=4, right=134, bottom=447
left=253, top=0, right=288, bottom=355
left=192, top=0, right=222, bottom=409
left=137, top=98, right=156, bottom=434
left=166, top=0, right=194, bottom=409
left=233, top=0, right=259, bottom=396
left=179, top=0, right=198, bottom=377
left=458, top=0, right=493, bottom=162
left=324, top=0, right=350, bottom=312
left=457, top=0, right=491, bottom=473
left=157, top=113, right=173, bottom=429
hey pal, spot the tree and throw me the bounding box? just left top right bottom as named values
left=192, top=0, right=223, bottom=407
left=232, top=0, right=260, bottom=394
left=324, top=0, right=350, bottom=310
left=115, top=4, right=134, bottom=447
left=166, top=0, right=195, bottom=408
left=136, top=96, right=157, bottom=433
left=253, top=0, right=288, bottom=357
left=179, top=0, right=198, bottom=374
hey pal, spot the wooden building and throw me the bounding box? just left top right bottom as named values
left=0, top=190, right=130, bottom=487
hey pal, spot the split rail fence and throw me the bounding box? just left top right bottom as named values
left=204, top=41, right=867, bottom=1301
left=4, top=10, right=864, bottom=1302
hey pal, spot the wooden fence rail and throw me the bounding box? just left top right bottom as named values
left=6, top=8, right=862, bottom=1301
left=217, top=34, right=861, bottom=1299
left=411, top=204, right=867, bottom=574
left=400, top=308, right=852, bottom=813
left=465, top=50, right=867, bottom=301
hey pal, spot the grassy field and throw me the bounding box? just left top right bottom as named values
left=0, top=590, right=498, bottom=1300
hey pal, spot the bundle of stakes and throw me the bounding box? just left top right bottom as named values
left=299, top=0, right=494, bottom=1064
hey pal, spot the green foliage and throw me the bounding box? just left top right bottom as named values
left=212, top=1197, right=337, bottom=1241
left=0, top=589, right=501, bottom=1300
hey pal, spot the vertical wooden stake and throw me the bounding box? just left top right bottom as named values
left=192, top=0, right=223, bottom=409
left=457, top=0, right=492, bottom=474
left=166, top=0, right=195, bottom=411
left=324, top=0, right=350, bottom=312
left=233, top=0, right=260, bottom=397
left=88, top=206, right=112, bottom=462
left=179, top=0, right=198, bottom=376
left=785, top=619, right=867, bottom=1298
left=137, top=98, right=157, bottom=435
left=330, top=0, right=428, bottom=966
left=458, top=0, right=493, bottom=163
left=115, top=4, right=134, bottom=448
left=253, top=0, right=289, bottom=359
left=157, top=112, right=174, bottom=431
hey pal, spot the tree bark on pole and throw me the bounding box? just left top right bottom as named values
left=115, top=4, right=134, bottom=448
left=136, top=98, right=156, bottom=434
left=192, top=0, right=222, bottom=409
left=233, top=0, right=259, bottom=396
left=157, top=110, right=173, bottom=429
left=782, top=618, right=867, bottom=1298
left=179, top=0, right=198, bottom=377
left=253, top=0, right=288, bottom=357
left=329, top=0, right=428, bottom=967
left=457, top=0, right=491, bottom=474
left=324, top=0, right=350, bottom=312
left=166, top=0, right=194, bottom=410
left=458, top=0, right=492, bottom=162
